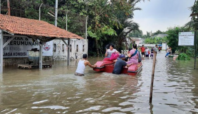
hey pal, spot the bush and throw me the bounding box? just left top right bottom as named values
left=166, top=27, right=188, bottom=53
left=144, top=37, right=167, bottom=44
left=177, top=53, right=191, bottom=60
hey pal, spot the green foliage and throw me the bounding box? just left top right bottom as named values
left=166, top=27, right=196, bottom=57
left=1, top=0, right=143, bottom=56
left=166, top=27, right=188, bottom=53
left=152, top=30, right=165, bottom=36
left=177, top=53, right=191, bottom=60
left=186, top=47, right=195, bottom=57
left=88, top=25, right=117, bottom=40
left=128, top=30, right=143, bottom=37
left=144, top=37, right=167, bottom=44
left=142, top=31, right=151, bottom=38
left=85, top=0, right=141, bottom=55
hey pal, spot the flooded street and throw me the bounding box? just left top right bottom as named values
left=0, top=51, right=198, bottom=114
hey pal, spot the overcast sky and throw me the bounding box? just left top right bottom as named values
left=133, top=0, right=195, bottom=34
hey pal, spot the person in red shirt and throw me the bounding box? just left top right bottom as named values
left=140, top=45, right=145, bottom=57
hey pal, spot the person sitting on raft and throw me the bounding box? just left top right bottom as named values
left=75, top=54, right=96, bottom=76
left=112, top=44, right=141, bottom=74
left=105, top=44, right=119, bottom=58
left=126, top=44, right=139, bottom=66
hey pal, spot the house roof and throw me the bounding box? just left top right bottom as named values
left=0, top=14, right=83, bottom=39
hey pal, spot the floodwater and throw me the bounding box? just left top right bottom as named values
left=0, top=51, right=198, bottom=114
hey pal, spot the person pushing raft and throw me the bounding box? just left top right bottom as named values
left=75, top=54, right=96, bottom=76
left=112, top=55, right=128, bottom=74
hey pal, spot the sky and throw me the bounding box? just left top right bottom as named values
left=133, top=0, right=195, bottom=34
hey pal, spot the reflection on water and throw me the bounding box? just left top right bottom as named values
left=0, top=51, right=198, bottom=113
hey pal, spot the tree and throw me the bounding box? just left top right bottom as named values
left=1, top=0, right=144, bottom=56
left=166, top=27, right=189, bottom=53
left=144, top=37, right=167, bottom=44
left=86, top=0, right=141, bottom=56
left=128, top=30, right=143, bottom=37
left=152, top=30, right=164, bottom=36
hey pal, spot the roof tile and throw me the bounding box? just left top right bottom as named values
left=0, top=14, right=83, bottom=39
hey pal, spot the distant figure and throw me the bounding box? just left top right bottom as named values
left=165, top=47, right=172, bottom=57
left=173, top=55, right=179, bottom=61
left=158, top=46, right=162, bottom=52
left=145, top=47, right=150, bottom=57
left=138, top=50, right=142, bottom=63
left=105, top=44, right=119, bottom=58
left=154, top=45, right=158, bottom=53
left=75, top=54, right=96, bottom=76
left=150, top=48, right=154, bottom=57
left=140, top=45, right=145, bottom=57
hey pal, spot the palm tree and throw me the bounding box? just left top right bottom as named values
left=110, top=0, right=141, bottom=50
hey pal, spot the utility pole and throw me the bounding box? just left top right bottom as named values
left=149, top=50, right=157, bottom=103
left=0, top=0, right=1, bottom=14
left=85, top=16, right=88, bottom=39
left=0, top=30, right=3, bottom=73
left=65, top=10, right=70, bottom=66
left=195, top=30, right=197, bottom=69
left=65, top=11, right=67, bottom=30
left=55, top=0, right=58, bottom=27
left=38, top=2, right=43, bottom=69
left=7, top=0, right=10, bottom=15
left=39, top=3, right=43, bottom=20
left=85, top=16, right=89, bottom=56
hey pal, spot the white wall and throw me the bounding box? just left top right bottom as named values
left=162, top=43, right=167, bottom=50
left=138, top=44, right=156, bottom=47
left=53, top=39, right=88, bottom=61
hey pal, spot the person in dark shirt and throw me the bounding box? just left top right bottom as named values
left=112, top=55, right=127, bottom=74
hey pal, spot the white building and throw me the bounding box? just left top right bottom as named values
left=126, top=37, right=144, bottom=47
left=53, top=39, right=88, bottom=61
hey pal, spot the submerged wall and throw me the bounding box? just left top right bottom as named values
left=3, top=39, right=88, bottom=66
left=3, top=58, right=28, bottom=67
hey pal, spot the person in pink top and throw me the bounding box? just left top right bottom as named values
left=127, top=44, right=139, bottom=66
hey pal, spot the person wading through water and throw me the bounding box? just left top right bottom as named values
left=75, top=54, right=96, bottom=76
left=140, top=45, right=145, bottom=57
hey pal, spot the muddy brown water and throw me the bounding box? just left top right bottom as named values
left=0, top=51, right=198, bottom=114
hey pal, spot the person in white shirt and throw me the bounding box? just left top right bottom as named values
left=105, top=44, right=119, bottom=58
left=145, top=47, right=150, bottom=57
left=75, top=54, right=96, bottom=76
